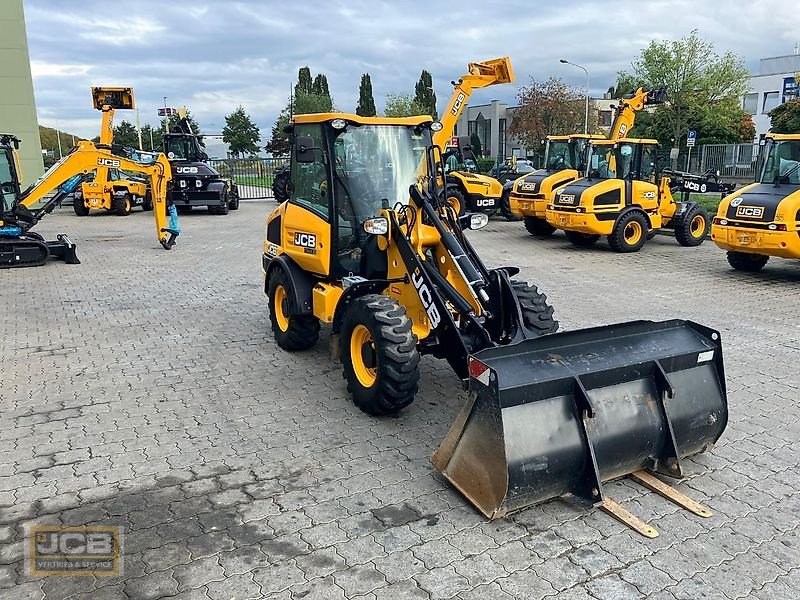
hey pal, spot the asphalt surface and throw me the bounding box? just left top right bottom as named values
left=2, top=201, right=800, bottom=600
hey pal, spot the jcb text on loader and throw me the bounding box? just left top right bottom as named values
left=261, top=111, right=728, bottom=534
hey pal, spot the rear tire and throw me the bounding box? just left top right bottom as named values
left=727, top=251, right=769, bottom=272
left=141, top=191, right=153, bottom=212
left=675, top=206, right=709, bottom=247
left=524, top=216, right=555, bottom=237
left=228, top=187, right=240, bottom=210
left=112, top=194, right=132, bottom=216
left=267, top=270, right=320, bottom=351
left=500, top=190, right=521, bottom=221
left=272, top=166, right=290, bottom=202
left=565, top=230, right=600, bottom=247
left=511, top=281, right=559, bottom=336
left=341, top=294, right=420, bottom=416
left=608, top=211, right=648, bottom=253
left=73, top=199, right=89, bottom=216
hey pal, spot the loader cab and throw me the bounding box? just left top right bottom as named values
left=585, top=139, right=658, bottom=184
left=0, top=138, right=22, bottom=213
left=759, top=135, right=800, bottom=186
left=286, top=114, right=435, bottom=278
left=163, top=133, right=207, bottom=163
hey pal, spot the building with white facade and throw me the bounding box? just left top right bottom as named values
left=743, top=52, right=799, bottom=139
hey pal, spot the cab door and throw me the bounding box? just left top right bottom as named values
left=282, top=123, right=332, bottom=276
left=630, top=144, right=661, bottom=226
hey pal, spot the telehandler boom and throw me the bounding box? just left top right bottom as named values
left=262, top=111, right=728, bottom=533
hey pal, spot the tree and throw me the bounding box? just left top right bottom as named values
left=507, top=77, right=584, bottom=150
left=113, top=120, right=139, bottom=148
left=356, top=73, right=377, bottom=117
left=312, top=74, right=330, bottom=99
left=413, top=70, right=437, bottom=119
left=617, top=30, right=750, bottom=156
left=295, top=67, right=313, bottom=96
left=769, top=99, right=800, bottom=134
left=223, top=106, right=261, bottom=157
left=384, top=93, right=426, bottom=117
left=469, top=133, right=483, bottom=157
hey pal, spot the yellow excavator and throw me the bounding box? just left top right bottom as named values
left=509, top=88, right=666, bottom=235
left=434, top=58, right=515, bottom=218
left=711, top=133, right=800, bottom=271
left=0, top=88, right=179, bottom=269
left=262, top=110, right=728, bottom=534
left=73, top=88, right=153, bottom=216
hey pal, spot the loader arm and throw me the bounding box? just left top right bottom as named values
left=433, top=57, right=514, bottom=149
left=16, top=140, right=177, bottom=249
left=608, top=87, right=666, bottom=140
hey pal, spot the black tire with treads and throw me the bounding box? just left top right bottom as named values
left=524, top=216, right=555, bottom=236
left=510, top=280, right=559, bottom=336
left=267, top=269, right=319, bottom=351
left=727, top=251, right=769, bottom=272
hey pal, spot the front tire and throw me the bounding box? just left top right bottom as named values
left=73, top=198, right=89, bottom=216
left=675, top=206, right=709, bottom=247
left=511, top=280, right=559, bottom=336
left=112, top=194, right=132, bottom=216
left=446, top=187, right=466, bottom=216
left=267, top=270, right=320, bottom=351
left=727, top=251, right=769, bottom=272
left=565, top=230, right=600, bottom=247
left=500, top=190, right=521, bottom=221
left=524, top=216, right=555, bottom=237
left=228, top=188, right=240, bottom=210
left=341, top=294, right=420, bottom=416
left=141, top=191, right=153, bottom=212
left=608, top=211, right=648, bottom=253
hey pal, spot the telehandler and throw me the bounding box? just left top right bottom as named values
left=262, top=111, right=728, bottom=532
left=72, top=87, right=154, bottom=216
left=711, top=133, right=800, bottom=271
left=0, top=89, right=179, bottom=269
left=509, top=88, right=666, bottom=236
left=545, top=138, right=714, bottom=252
left=434, top=58, right=515, bottom=219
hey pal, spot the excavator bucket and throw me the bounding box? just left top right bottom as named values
left=433, top=319, right=727, bottom=519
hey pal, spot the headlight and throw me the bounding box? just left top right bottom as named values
left=430, top=121, right=444, bottom=132
left=363, top=217, right=389, bottom=235
left=331, top=118, right=347, bottom=130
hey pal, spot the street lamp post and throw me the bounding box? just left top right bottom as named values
left=560, top=59, right=589, bottom=135
left=163, top=96, right=168, bottom=134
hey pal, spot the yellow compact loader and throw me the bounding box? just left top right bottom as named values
left=711, top=133, right=800, bottom=271
left=509, top=88, right=666, bottom=236
left=72, top=87, right=154, bottom=216
left=545, top=138, right=713, bottom=252
left=262, top=111, right=728, bottom=532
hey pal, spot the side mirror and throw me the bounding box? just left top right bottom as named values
left=200, top=152, right=209, bottom=161
left=363, top=217, right=389, bottom=236
left=459, top=213, right=489, bottom=230
left=295, top=136, right=316, bottom=163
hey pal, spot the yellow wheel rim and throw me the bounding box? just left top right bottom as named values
left=624, top=221, right=643, bottom=245
left=125, top=198, right=131, bottom=212
left=350, top=324, right=377, bottom=388
left=690, top=214, right=705, bottom=238
left=273, top=285, right=289, bottom=332
left=448, top=196, right=462, bottom=215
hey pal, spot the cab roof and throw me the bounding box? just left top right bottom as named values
left=546, top=134, right=604, bottom=141
left=292, top=112, right=433, bottom=127
left=589, top=138, right=659, bottom=146
left=765, top=133, right=800, bottom=141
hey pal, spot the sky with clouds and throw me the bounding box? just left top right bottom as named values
left=23, top=0, right=800, bottom=143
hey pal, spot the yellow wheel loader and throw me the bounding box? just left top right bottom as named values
left=434, top=58, right=515, bottom=219
left=546, top=139, right=715, bottom=252
left=711, top=133, right=800, bottom=271
left=262, top=112, right=728, bottom=530
left=72, top=88, right=154, bottom=216
left=0, top=89, right=179, bottom=269
left=509, top=88, right=666, bottom=236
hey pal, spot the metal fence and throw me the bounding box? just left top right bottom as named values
left=209, top=157, right=289, bottom=199
left=699, top=143, right=761, bottom=181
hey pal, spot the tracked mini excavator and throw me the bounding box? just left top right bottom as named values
left=262, top=110, right=728, bottom=534
left=0, top=87, right=179, bottom=269
left=509, top=87, right=666, bottom=236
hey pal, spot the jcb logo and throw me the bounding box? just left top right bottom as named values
left=476, top=198, right=495, bottom=207
left=411, top=269, right=441, bottom=328
left=619, top=124, right=628, bottom=135
left=684, top=181, right=707, bottom=193
left=642, top=191, right=656, bottom=199
left=735, top=205, right=764, bottom=218
left=293, top=232, right=316, bottom=248
left=176, top=166, right=198, bottom=174
left=97, top=158, right=120, bottom=167
left=451, top=92, right=465, bottom=116
left=559, top=194, right=576, bottom=204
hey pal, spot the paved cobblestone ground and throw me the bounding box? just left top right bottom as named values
left=2, top=202, right=800, bottom=600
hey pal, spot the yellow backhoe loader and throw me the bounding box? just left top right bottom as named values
left=72, top=88, right=153, bottom=216
left=262, top=111, right=728, bottom=534
left=0, top=88, right=179, bottom=269
left=711, top=133, right=800, bottom=271
left=509, top=88, right=666, bottom=235
left=434, top=58, right=515, bottom=219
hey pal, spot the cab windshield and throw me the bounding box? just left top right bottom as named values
left=163, top=135, right=195, bottom=161
left=0, top=151, right=17, bottom=212
left=333, top=124, right=431, bottom=220
left=545, top=140, right=572, bottom=170
left=586, top=142, right=636, bottom=180
left=760, top=139, right=800, bottom=184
